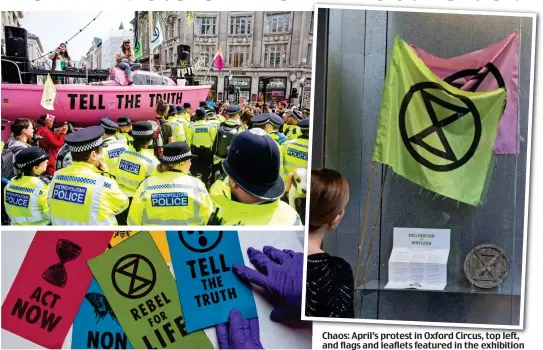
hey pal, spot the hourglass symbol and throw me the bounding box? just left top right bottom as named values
left=42, top=239, right=82, bottom=288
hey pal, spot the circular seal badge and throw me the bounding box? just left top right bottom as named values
left=463, top=244, right=509, bottom=289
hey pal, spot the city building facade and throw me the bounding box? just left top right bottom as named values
left=134, top=11, right=313, bottom=106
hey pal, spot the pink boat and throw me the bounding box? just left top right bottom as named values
left=1, top=66, right=210, bottom=141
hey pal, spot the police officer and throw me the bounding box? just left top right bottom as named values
left=116, top=116, right=133, bottom=145
left=128, top=142, right=213, bottom=225
left=48, top=126, right=129, bottom=225
left=209, top=128, right=301, bottom=226
left=283, top=109, right=303, bottom=140
left=281, top=117, right=310, bottom=177
left=251, top=113, right=287, bottom=145
left=302, top=107, right=310, bottom=119
left=100, top=118, right=128, bottom=179
left=170, top=106, right=191, bottom=143
left=206, top=109, right=222, bottom=130
left=188, top=108, right=217, bottom=186
left=55, top=143, right=72, bottom=171
left=4, top=147, right=51, bottom=225
left=183, top=102, right=193, bottom=122
left=211, top=105, right=243, bottom=182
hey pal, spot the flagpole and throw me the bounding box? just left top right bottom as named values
left=149, top=11, right=154, bottom=72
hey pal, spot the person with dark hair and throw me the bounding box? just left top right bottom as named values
left=128, top=142, right=213, bottom=225
left=47, top=126, right=129, bottom=225
left=35, top=114, right=68, bottom=176
left=116, top=116, right=133, bottom=145
left=155, top=100, right=173, bottom=145
left=3, top=147, right=51, bottom=225
left=183, top=102, right=193, bottom=120
left=305, top=168, right=354, bottom=318
left=188, top=108, right=216, bottom=186
left=115, top=39, right=141, bottom=85
left=48, top=42, right=72, bottom=84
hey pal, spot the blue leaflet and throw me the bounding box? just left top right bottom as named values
left=166, top=231, right=257, bottom=333
left=72, top=279, right=132, bottom=349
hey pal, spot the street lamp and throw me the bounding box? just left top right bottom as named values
left=289, top=73, right=297, bottom=106
left=262, top=77, right=272, bottom=104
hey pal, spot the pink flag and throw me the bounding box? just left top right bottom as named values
left=213, top=47, right=225, bottom=71
left=412, top=33, right=519, bottom=154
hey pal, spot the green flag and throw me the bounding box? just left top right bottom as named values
left=88, top=232, right=212, bottom=349
left=373, top=36, right=506, bottom=205
left=134, top=39, right=143, bottom=60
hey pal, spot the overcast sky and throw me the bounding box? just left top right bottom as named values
left=21, top=11, right=136, bottom=60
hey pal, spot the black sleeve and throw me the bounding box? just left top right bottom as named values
left=327, top=257, right=355, bottom=318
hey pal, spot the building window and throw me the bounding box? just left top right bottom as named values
left=176, top=18, right=181, bottom=37
left=164, top=49, right=168, bottom=65
left=308, top=44, right=312, bottom=67
left=169, top=47, right=174, bottom=65
left=196, top=17, right=217, bottom=35
left=265, top=13, right=291, bottom=34
left=230, top=16, right=252, bottom=35
left=196, top=45, right=216, bottom=66
left=168, top=22, right=174, bottom=40
left=264, top=44, right=288, bottom=67
left=228, top=45, right=250, bottom=67
left=309, top=12, right=314, bottom=34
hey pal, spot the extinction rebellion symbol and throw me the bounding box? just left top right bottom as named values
left=399, top=82, right=482, bottom=172
left=111, top=254, right=157, bottom=299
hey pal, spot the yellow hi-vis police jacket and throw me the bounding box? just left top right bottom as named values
left=171, top=118, right=192, bottom=144
left=4, top=175, right=50, bottom=225
left=189, top=120, right=217, bottom=148
left=128, top=170, right=214, bottom=225
left=48, top=162, right=129, bottom=225
left=116, top=146, right=160, bottom=197
left=210, top=177, right=302, bottom=226
left=116, top=131, right=133, bottom=146
left=281, top=136, right=309, bottom=176
left=101, top=136, right=128, bottom=179
left=283, top=124, right=301, bottom=140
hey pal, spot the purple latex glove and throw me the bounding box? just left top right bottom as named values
left=216, top=309, right=263, bottom=349
left=233, top=246, right=303, bottom=322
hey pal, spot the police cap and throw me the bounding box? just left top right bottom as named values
left=195, top=108, right=206, bottom=119
left=225, top=105, right=241, bottom=115
left=117, top=116, right=132, bottom=126
left=303, top=107, right=310, bottom=114
left=130, top=121, right=155, bottom=139
left=64, top=126, right=105, bottom=153
left=298, top=118, right=310, bottom=132
left=222, top=128, right=284, bottom=200
left=168, top=104, right=177, bottom=116
left=251, top=113, right=284, bottom=127
left=100, top=118, right=119, bottom=133
left=176, top=105, right=185, bottom=113
left=159, top=142, right=198, bottom=164
left=199, top=100, right=208, bottom=108
left=14, top=146, right=50, bottom=169
left=206, top=109, right=215, bottom=117
left=291, top=109, right=303, bottom=121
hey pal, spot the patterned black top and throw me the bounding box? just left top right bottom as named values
left=305, top=253, right=354, bottom=318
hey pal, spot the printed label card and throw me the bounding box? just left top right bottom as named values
left=166, top=231, right=258, bottom=333
left=1, top=231, right=113, bottom=349
left=88, top=231, right=212, bottom=349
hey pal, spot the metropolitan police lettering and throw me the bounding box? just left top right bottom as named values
left=287, top=148, right=308, bottom=161
left=108, top=148, right=125, bottom=159
left=119, top=160, right=141, bottom=175
left=5, top=191, right=30, bottom=207
left=151, top=193, right=189, bottom=207
left=195, top=128, right=207, bottom=133
left=52, top=184, right=87, bottom=204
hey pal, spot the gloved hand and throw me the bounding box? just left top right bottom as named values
left=233, top=246, right=303, bottom=322
left=216, top=309, right=263, bottom=349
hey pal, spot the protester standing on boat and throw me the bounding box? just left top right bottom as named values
left=48, top=43, right=72, bottom=84
left=3, top=147, right=51, bottom=225
left=155, top=100, right=174, bottom=145
left=115, top=39, right=140, bottom=86
left=35, top=114, right=68, bottom=177
left=47, top=126, right=129, bottom=225
left=116, top=116, right=133, bottom=146
left=127, top=142, right=213, bottom=225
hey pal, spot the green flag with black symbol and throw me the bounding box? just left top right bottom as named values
left=134, top=39, right=143, bottom=60
left=373, top=36, right=507, bottom=205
